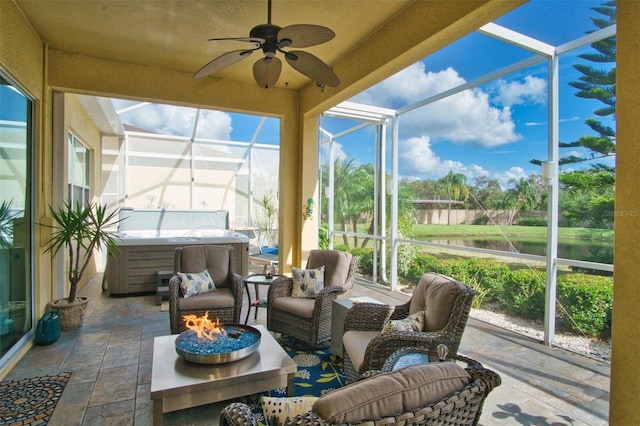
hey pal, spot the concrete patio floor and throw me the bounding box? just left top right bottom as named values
left=4, top=271, right=610, bottom=425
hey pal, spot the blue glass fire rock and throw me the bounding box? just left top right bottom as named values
left=175, top=327, right=260, bottom=355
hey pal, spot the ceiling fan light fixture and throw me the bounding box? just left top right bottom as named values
left=253, top=56, right=282, bottom=89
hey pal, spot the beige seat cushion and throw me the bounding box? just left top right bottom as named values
left=342, top=330, right=379, bottom=371
left=271, top=297, right=316, bottom=319
left=177, top=287, right=235, bottom=311
left=312, top=362, right=471, bottom=424
left=409, top=273, right=465, bottom=331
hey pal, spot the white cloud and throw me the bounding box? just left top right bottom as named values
left=492, top=75, right=547, bottom=106
left=115, top=101, right=233, bottom=140
left=353, top=63, right=466, bottom=106
left=399, top=136, right=442, bottom=175
left=494, top=166, right=528, bottom=190
left=320, top=139, right=349, bottom=163
left=525, top=116, right=580, bottom=126
left=399, top=136, right=488, bottom=180
left=353, top=63, right=521, bottom=147
left=196, top=110, right=233, bottom=140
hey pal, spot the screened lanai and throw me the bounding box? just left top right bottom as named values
left=74, top=1, right=618, bottom=364
left=317, top=1, right=615, bottom=357
left=67, top=2, right=615, bottom=362
left=96, top=99, right=282, bottom=247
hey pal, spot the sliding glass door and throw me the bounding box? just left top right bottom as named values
left=0, top=74, right=33, bottom=362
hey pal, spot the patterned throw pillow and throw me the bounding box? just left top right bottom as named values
left=381, top=310, right=425, bottom=334
left=178, top=270, right=216, bottom=298
left=261, top=396, right=318, bottom=426
left=291, top=266, right=325, bottom=298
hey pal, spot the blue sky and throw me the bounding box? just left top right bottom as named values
left=113, top=0, right=615, bottom=190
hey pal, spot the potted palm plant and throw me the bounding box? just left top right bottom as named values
left=41, top=201, right=121, bottom=330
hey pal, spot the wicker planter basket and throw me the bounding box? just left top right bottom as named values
left=49, top=297, right=89, bottom=330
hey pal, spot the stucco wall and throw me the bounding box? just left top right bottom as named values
left=414, top=209, right=545, bottom=225
left=61, top=93, right=103, bottom=293
left=609, top=1, right=640, bottom=423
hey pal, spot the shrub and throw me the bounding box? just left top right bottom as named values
left=466, top=275, right=490, bottom=309
left=349, top=247, right=373, bottom=275
left=465, top=258, right=509, bottom=301
left=517, top=217, right=547, bottom=227
left=318, top=226, right=330, bottom=249
left=556, top=273, right=613, bottom=337
left=397, top=243, right=420, bottom=278
left=406, top=254, right=440, bottom=282
left=502, top=269, right=546, bottom=320
left=472, top=215, right=490, bottom=225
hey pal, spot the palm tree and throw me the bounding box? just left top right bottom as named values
left=439, top=171, right=469, bottom=225
left=332, top=158, right=358, bottom=245
left=505, top=176, right=542, bottom=225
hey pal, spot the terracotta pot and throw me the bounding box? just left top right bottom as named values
left=48, top=297, right=89, bottom=330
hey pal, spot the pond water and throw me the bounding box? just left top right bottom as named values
left=416, top=236, right=613, bottom=263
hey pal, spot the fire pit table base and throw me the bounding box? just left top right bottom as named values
left=150, top=325, right=296, bottom=425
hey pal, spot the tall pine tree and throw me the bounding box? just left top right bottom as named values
left=532, top=1, right=616, bottom=230
left=561, top=1, right=616, bottom=165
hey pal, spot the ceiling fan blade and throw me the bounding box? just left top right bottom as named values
left=253, top=57, right=282, bottom=89
left=194, top=49, right=254, bottom=79
left=207, top=37, right=264, bottom=46
left=285, top=51, right=339, bottom=87
left=278, top=24, right=335, bottom=48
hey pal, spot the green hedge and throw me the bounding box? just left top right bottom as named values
left=344, top=246, right=613, bottom=338
left=406, top=255, right=508, bottom=302
left=557, top=273, right=613, bottom=337
left=502, top=268, right=547, bottom=320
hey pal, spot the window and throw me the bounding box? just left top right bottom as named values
left=68, top=134, right=90, bottom=206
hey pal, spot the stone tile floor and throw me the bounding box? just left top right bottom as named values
left=4, top=272, right=610, bottom=425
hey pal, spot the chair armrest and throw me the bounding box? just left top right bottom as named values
left=389, top=301, right=411, bottom=320
left=220, top=402, right=257, bottom=426
left=361, top=331, right=454, bottom=372
left=229, top=272, right=244, bottom=296
left=343, top=303, right=393, bottom=332
left=169, top=276, right=181, bottom=299
left=288, top=411, right=328, bottom=425
left=267, top=276, right=293, bottom=300
left=317, top=285, right=347, bottom=297
left=457, top=354, right=502, bottom=392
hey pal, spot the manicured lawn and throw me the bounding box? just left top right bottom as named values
left=411, top=224, right=613, bottom=241
left=331, top=223, right=613, bottom=242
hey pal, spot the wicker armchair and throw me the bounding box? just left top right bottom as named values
left=267, top=250, right=357, bottom=348
left=169, top=245, right=243, bottom=334
left=342, top=273, right=477, bottom=383
left=220, top=353, right=501, bottom=426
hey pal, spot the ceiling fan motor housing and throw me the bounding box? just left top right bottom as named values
left=250, top=24, right=280, bottom=57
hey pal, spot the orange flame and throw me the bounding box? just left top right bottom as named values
left=182, top=311, right=226, bottom=341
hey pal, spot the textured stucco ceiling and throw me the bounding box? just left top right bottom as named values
left=15, top=0, right=415, bottom=90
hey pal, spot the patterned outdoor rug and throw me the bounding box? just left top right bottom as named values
left=237, top=342, right=346, bottom=425
left=0, top=372, right=71, bottom=424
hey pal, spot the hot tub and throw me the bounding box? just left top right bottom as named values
left=104, top=209, right=249, bottom=295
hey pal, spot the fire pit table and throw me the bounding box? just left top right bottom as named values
left=150, top=324, right=296, bottom=425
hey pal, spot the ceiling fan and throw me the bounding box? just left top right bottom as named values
left=194, top=0, right=339, bottom=89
